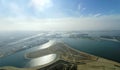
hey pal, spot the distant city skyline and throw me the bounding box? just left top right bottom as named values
left=0, top=0, right=120, bottom=31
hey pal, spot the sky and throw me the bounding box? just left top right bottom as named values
left=0, top=0, right=120, bottom=31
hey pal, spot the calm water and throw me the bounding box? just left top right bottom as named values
left=0, top=40, right=57, bottom=68
left=0, top=38, right=120, bottom=68
left=26, top=54, right=57, bottom=67
left=62, top=38, right=120, bottom=63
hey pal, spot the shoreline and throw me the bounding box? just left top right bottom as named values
left=25, top=40, right=120, bottom=64
left=0, top=40, right=120, bottom=70
left=100, top=38, right=120, bottom=42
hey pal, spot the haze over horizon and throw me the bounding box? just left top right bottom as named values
left=0, top=0, right=120, bottom=31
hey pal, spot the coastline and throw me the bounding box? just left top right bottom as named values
left=100, top=38, right=120, bottom=42
left=0, top=40, right=120, bottom=70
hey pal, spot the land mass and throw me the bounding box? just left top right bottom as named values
left=0, top=40, right=120, bottom=70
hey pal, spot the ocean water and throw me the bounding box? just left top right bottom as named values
left=62, top=38, right=120, bottom=63
left=0, top=31, right=120, bottom=68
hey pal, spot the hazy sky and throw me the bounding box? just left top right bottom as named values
left=0, top=0, right=120, bottom=31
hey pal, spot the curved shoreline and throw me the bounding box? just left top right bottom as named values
left=25, top=40, right=120, bottom=64
left=0, top=40, right=120, bottom=70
